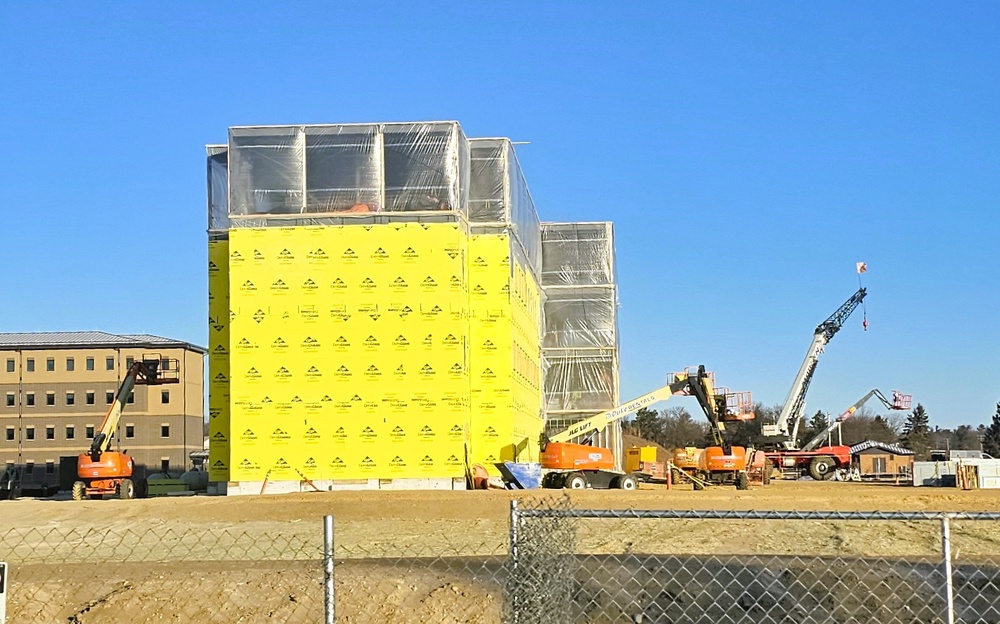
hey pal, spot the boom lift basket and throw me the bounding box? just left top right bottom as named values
left=890, top=391, right=912, bottom=411
left=718, top=389, right=755, bottom=421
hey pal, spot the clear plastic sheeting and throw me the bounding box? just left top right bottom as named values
left=469, top=138, right=542, bottom=277
left=540, top=222, right=615, bottom=286
left=542, top=352, right=617, bottom=412
left=384, top=123, right=468, bottom=214
left=305, top=125, right=381, bottom=213
left=227, top=122, right=468, bottom=219
left=540, top=220, right=620, bottom=466
left=229, top=126, right=305, bottom=216
left=206, top=145, right=229, bottom=232
left=543, top=287, right=616, bottom=349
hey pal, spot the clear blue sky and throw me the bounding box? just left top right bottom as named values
left=1, top=4, right=997, bottom=428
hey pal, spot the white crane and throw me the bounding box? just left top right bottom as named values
left=761, top=288, right=867, bottom=450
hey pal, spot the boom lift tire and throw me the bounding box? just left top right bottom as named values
left=564, top=473, right=587, bottom=490
left=618, top=475, right=638, bottom=491
left=118, top=478, right=135, bottom=500
left=693, top=472, right=706, bottom=491
left=809, top=456, right=836, bottom=481
left=736, top=471, right=750, bottom=490
left=72, top=481, right=85, bottom=501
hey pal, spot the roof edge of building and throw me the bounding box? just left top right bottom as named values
left=0, top=331, right=207, bottom=355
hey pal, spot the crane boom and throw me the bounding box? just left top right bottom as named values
left=763, top=287, right=866, bottom=449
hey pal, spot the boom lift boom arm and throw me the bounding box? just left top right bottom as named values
left=801, top=389, right=912, bottom=451
left=764, top=288, right=867, bottom=449
left=545, top=378, right=691, bottom=446
left=88, top=359, right=171, bottom=461
left=543, top=366, right=753, bottom=449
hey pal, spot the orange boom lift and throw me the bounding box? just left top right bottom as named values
left=539, top=365, right=755, bottom=490
left=73, top=356, right=179, bottom=500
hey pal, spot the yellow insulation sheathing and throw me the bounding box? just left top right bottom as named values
left=214, top=223, right=545, bottom=485
left=208, top=238, right=231, bottom=482
left=468, top=234, right=544, bottom=473
left=227, top=223, right=472, bottom=481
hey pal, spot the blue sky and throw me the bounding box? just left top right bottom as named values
left=1, top=3, right=997, bottom=428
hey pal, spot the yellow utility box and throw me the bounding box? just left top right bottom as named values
left=625, top=446, right=659, bottom=473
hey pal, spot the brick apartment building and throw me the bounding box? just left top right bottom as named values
left=0, top=332, right=205, bottom=492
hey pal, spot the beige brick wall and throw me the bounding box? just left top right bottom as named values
left=0, top=346, right=204, bottom=490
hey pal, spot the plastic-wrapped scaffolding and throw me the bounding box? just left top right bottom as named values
left=226, top=122, right=470, bottom=227
left=207, top=145, right=229, bottom=233
left=540, top=222, right=621, bottom=469
left=468, top=138, right=542, bottom=276
left=467, top=138, right=545, bottom=469
left=206, top=145, right=231, bottom=483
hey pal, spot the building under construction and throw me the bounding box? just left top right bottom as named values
left=207, top=121, right=619, bottom=493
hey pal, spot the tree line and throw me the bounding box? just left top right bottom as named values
left=623, top=402, right=1000, bottom=461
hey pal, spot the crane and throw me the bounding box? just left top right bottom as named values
left=537, top=366, right=754, bottom=490
left=761, top=287, right=867, bottom=450
left=766, top=387, right=912, bottom=480
left=73, top=356, right=179, bottom=500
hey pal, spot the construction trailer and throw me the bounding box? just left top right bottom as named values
left=208, top=122, right=579, bottom=494
left=849, top=441, right=914, bottom=481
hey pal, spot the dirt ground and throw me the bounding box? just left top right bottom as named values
left=5, top=481, right=1000, bottom=623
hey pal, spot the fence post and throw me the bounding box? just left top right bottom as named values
left=324, top=514, right=335, bottom=624
left=941, top=514, right=955, bottom=624
left=509, top=499, right=519, bottom=624
left=510, top=499, right=520, bottom=567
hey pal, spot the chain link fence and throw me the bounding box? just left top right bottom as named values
left=3, top=499, right=1000, bottom=623
left=509, top=504, right=1000, bottom=624
left=1, top=523, right=324, bottom=622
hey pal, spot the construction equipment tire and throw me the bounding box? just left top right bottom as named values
left=119, top=478, right=135, bottom=500
left=809, top=456, right=836, bottom=481
left=693, top=473, right=705, bottom=491
left=618, top=475, right=639, bottom=491
left=762, top=463, right=772, bottom=486
left=135, top=478, right=148, bottom=499
left=565, top=473, right=587, bottom=490
left=72, top=481, right=86, bottom=501
left=736, top=471, right=750, bottom=491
